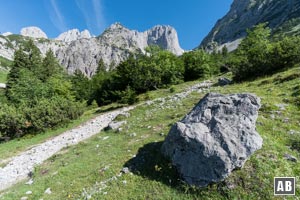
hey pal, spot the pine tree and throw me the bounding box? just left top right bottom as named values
left=5, top=47, right=29, bottom=98
left=40, top=49, right=61, bottom=81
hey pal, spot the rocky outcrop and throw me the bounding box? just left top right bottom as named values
left=161, top=93, right=263, bottom=187
left=200, top=0, right=300, bottom=51
left=20, top=26, right=48, bottom=39
left=0, top=23, right=184, bottom=77
left=56, top=29, right=91, bottom=42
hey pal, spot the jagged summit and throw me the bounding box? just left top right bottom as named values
left=0, top=23, right=184, bottom=77
left=56, top=29, right=91, bottom=42
left=20, top=26, right=48, bottom=39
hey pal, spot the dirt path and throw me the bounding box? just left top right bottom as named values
left=0, top=106, right=135, bottom=192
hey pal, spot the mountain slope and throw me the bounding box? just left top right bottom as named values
left=200, top=0, right=300, bottom=51
left=1, top=65, right=299, bottom=199
left=0, top=23, right=184, bottom=77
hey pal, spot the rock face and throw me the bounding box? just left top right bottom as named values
left=161, top=93, right=263, bottom=187
left=20, top=26, right=48, bottom=39
left=200, top=0, right=300, bottom=51
left=56, top=29, right=91, bottom=42
left=0, top=23, right=184, bottom=77
left=55, top=23, right=184, bottom=75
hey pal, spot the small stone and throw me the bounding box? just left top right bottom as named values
left=25, top=179, right=34, bottom=185
left=160, top=133, right=165, bottom=136
left=147, top=126, right=152, bottom=129
left=96, top=145, right=99, bottom=148
left=121, top=167, right=130, bottom=174
left=102, top=136, right=109, bottom=140
left=103, top=192, right=108, bottom=195
left=218, top=77, right=231, bottom=86
left=283, top=154, right=298, bottom=162
left=289, top=130, right=295, bottom=135
left=122, top=180, right=127, bottom=185
left=25, top=191, right=32, bottom=195
left=282, top=118, right=289, bottom=123
left=129, top=133, right=136, bottom=137
left=275, top=104, right=287, bottom=111
left=44, top=187, right=52, bottom=194
left=20, top=197, right=28, bottom=200
left=270, top=114, right=275, bottom=119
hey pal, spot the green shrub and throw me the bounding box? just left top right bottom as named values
left=115, top=86, right=138, bottom=105
left=0, top=104, right=26, bottom=138
left=24, top=97, right=84, bottom=132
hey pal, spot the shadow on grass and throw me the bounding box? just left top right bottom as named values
left=123, top=142, right=181, bottom=188
left=123, top=142, right=232, bottom=198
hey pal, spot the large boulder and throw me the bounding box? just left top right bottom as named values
left=161, top=93, right=263, bottom=187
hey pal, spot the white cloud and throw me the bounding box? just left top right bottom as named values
left=49, top=0, right=67, bottom=32
left=92, top=0, right=106, bottom=33
left=75, top=0, right=106, bottom=35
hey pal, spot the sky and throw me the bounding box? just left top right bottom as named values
left=0, top=0, right=232, bottom=50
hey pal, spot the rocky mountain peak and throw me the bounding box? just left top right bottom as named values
left=56, top=29, right=91, bottom=42
left=108, top=22, right=126, bottom=30
left=20, top=26, right=48, bottom=39
left=200, top=0, right=300, bottom=51
left=147, top=25, right=184, bottom=55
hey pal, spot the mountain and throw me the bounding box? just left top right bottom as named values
left=56, top=29, right=91, bottom=43
left=20, top=26, right=48, bottom=39
left=0, top=23, right=184, bottom=77
left=200, top=0, right=300, bottom=51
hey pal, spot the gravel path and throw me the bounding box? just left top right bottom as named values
left=0, top=106, right=135, bottom=192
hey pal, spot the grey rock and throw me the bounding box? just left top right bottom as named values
left=121, top=167, right=130, bottom=174
left=106, top=121, right=126, bottom=131
left=0, top=83, right=6, bottom=89
left=129, top=133, right=137, bottom=137
left=283, top=154, right=298, bottom=162
left=218, top=77, right=231, bottom=86
left=200, top=0, right=300, bottom=51
left=44, top=187, right=52, bottom=194
left=161, top=93, right=263, bottom=187
left=276, top=104, right=287, bottom=111
left=25, top=179, right=33, bottom=185
left=25, top=191, right=32, bottom=195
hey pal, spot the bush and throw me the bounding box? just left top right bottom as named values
left=0, top=104, right=26, bottom=138
left=0, top=97, right=84, bottom=139
left=24, top=97, right=84, bottom=132
left=231, top=23, right=300, bottom=81
left=115, top=86, right=138, bottom=105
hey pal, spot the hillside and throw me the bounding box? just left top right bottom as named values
left=200, top=0, right=300, bottom=51
left=1, top=65, right=299, bottom=199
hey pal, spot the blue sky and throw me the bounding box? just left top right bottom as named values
left=0, top=0, right=232, bottom=50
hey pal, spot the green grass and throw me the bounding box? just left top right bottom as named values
left=0, top=70, right=7, bottom=83
left=1, top=66, right=300, bottom=199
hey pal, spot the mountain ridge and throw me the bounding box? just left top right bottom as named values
left=200, top=0, right=300, bottom=51
left=0, top=23, right=184, bottom=77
